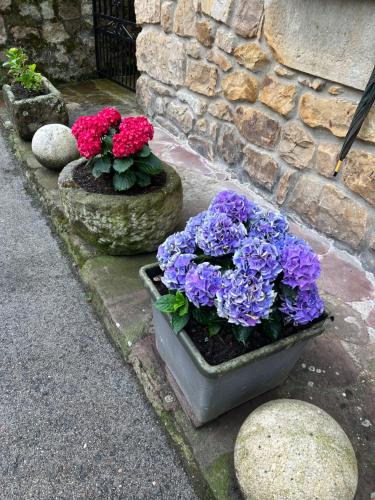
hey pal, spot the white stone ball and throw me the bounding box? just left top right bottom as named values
left=234, top=399, right=358, bottom=500
left=32, top=124, right=80, bottom=171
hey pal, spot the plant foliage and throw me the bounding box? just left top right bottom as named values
left=3, top=48, right=43, bottom=92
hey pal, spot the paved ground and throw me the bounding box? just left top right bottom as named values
left=0, top=130, right=197, bottom=498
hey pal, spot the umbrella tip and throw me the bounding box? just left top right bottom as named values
left=334, top=159, right=343, bottom=177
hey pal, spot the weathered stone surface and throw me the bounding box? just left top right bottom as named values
left=279, top=122, right=314, bottom=169
left=188, top=135, right=215, bottom=161
left=135, top=0, right=160, bottom=24
left=235, top=400, right=358, bottom=500
left=300, top=94, right=375, bottom=143
left=243, top=146, right=279, bottom=191
left=195, top=19, right=214, bottom=47
left=206, top=49, right=232, bottom=72
left=173, top=0, right=197, bottom=37
left=259, top=75, right=296, bottom=116
left=0, top=14, right=6, bottom=44
left=315, top=143, right=340, bottom=178
left=59, top=160, right=183, bottom=255
left=276, top=168, right=295, bottom=205
left=176, top=89, right=207, bottom=115
left=186, top=60, right=218, bottom=96
left=231, top=0, right=263, bottom=38
left=217, top=124, right=244, bottom=165
left=166, top=101, right=194, bottom=133
left=137, top=31, right=185, bottom=86
left=57, top=0, right=80, bottom=20
left=234, top=106, right=281, bottom=150
left=19, top=3, right=41, bottom=20
left=42, top=22, right=69, bottom=43
left=2, top=78, right=69, bottom=141
left=202, top=0, right=233, bottom=23
left=195, top=118, right=218, bottom=141
left=161, top=1, right=174, bottom=33
left=40, top=0, right=55, bottom=20
left=0, top=0, right=11, bottom=12
left=215, top=27, right=236, bottom=54
left=31, top=124, right=79, bottom=171
left=298, top=77, right=325, bottom=91
left=343, top=151, right=375, bottom=206
left=234, top=43, right=267, bottom=71
left=136, top=74, right=153, bottom=111
left=288, top=177, right=368, bottom=248
left=208, top=100, right=233, bottom=121
left=10, top=26, right=39, bottom=41
left=148, top=78, right=175, bottom=97
left=264, top=0, right=375, bottom=91
left=185, top=39, right=202, bottom=59
left=274, top=65, right=295, bottom=78
left=222, top=72, right=258, bottom=102
left=328, top=86, right=343, bottom=95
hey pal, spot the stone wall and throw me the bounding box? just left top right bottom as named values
left=134, top=0, right=375, bottom=272
left=0, top=0, right=95, bottom=84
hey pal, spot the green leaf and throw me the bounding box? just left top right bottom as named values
left=135, top=153, right=163, bottom=175
left=138, top=145, right=151, bottom=158
left=102, top=135, right=113, bottom=154
left=155, top=294, right=178, bottom=313
left=192, top=307, right=221, bottom=326
left=113, top=170, right=136, bottom=191
left=135, top=170, right=151, bottom=187
left=232, top=325, right=255, bottom=345
left=113, top=157, right=134, bottom=173
left=171, top=312, right=190, bottom=334
left=208, top=324, right=221, bottom=337
left=91, top=156, right=111, bottom=178
left=262, top=309, right=283, bottom=341
left=174, top=291, right=186, bottom=308
left=137, top=162, right=163, bottom=176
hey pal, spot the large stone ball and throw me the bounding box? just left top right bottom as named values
left=31, top=124, right=79, bottom=171
left=234, top=399, right=358, bottom=500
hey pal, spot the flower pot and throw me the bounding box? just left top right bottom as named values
left=58, top=159, right=183, bottom=255
left=2, top=77, right=69, bottom=141
left=140, top=263, right=329, bottom=426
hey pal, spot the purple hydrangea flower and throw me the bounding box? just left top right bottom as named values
left=216, top=270, right=276, bottom=327
left=185, top=211, right=208, bottom=239
left=196, top=212, right=247, bottom=256
left=249, top=210, right=289, bottom=244
left=233, top=237, right=282, bottom=282
left=157, top=231, right=196, bottom=270
left=209, top=190, right=257, bottom=223
left=280, top=284, right=324, bottom=325
left=185, top=262, right=222, bottom=308
left=281, top=242, right=320, bottom=289
left=162, top=253, right=196, bottom=291
left=275, top=233, right=308, bottom=251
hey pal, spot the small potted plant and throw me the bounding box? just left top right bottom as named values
left=140, top=191, right=330, bottom=426
left=58, top=107, right=182, bottom=255
left=2, top=48, right=68, bottom=140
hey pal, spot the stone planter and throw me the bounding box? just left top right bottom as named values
left=140, top=263, right=330, bottom=426
left=58, top=159, right=183, bottom=255
left=2, top=77, right=68, bottom=140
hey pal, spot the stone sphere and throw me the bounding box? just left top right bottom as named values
left=32, top=124, right=79, bottom=171
left=234, top=399, right=358, bottom=500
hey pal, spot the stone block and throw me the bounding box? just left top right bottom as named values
left=243, top=146, right=279, bottom=191
left=136, top=74, right=153, bottom=111
left=188, top=135, right=215, bottom=161
left=195, top=118, right=219, bottom=141
left=137, top=31, right=186, bottom=86
left=300, top=94, right=375, bottom=144
left=288, top=177, right=368, bottom=248
left=259, top=75, right=297, bottom=116
left=343, top=150, right=375, bottom=206
left=176, top=89, right=208, bottom=115
left=276, top=168, right=296, bottom=205
left=166, top=100, right=195, bottom=133
left=207, top=100, right=233, bottom=121
left=215, top=27, right=236, bottom=53
left=195, top=19, right=214, bottom=47
left=231, top=0, right=263, bottom=38
left=222, top=72, right=258, bottom=102
left=278, top=122, right=314, bottom=169
left=202, top=0, right=233, bottom=23
left=234, top=43, right=267, bottom=71
left=173, top=0, right=197, bottom=37
left=42, top=22, right=69, bottom=43
left=298, top=77, right=325, bottom=91
left=186, top=60, right=218, bottom=96
left=315, top=143, right=340, bottom=178
left=217, top=123, right=244, bottom=165
left=0, top=0, right=11, bottom=12
left=234, top=106, right=281, bottom=150
left=161, top=1, right=175, bottom=33
left=0, top=14, right=6, bottom=45
left=206, top=49, right=232, bottom=72
left=135, top=0, right=160, bottom=23
left=185, top=39, right=202, bottom=58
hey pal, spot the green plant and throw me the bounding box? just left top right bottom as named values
left=3, top=47, right=43, bottom=92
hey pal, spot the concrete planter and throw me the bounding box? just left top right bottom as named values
left=2, top=77, right=68, bottom=140
left=140, top=263, right=329, bottom=426
left=58, top=159, right=183, bottom=255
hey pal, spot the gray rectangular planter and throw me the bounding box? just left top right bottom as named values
left=140, top=263, right=329, bottom=426
left=2, top=77, right=68, bottom=140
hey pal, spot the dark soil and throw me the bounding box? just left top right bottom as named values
left=151, top=271, right=328, bottom=366
left=73, top=161, right=167, bottom=196
left=11, top=83, right=48, bottom=100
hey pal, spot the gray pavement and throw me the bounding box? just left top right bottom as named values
left=0, top=130, right=197, bottom=499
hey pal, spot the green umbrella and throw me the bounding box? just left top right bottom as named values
left=334, top=65, right=375, bottom=176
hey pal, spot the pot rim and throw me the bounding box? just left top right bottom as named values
left=2, top=76, right=60, bottom=104
left=140, top=263, right=331, bottom=378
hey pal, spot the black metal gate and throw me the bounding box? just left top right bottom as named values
left=93, top=0, right=140, bottom=91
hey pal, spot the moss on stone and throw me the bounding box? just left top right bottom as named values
left=204, top=453, right=233, bottom=500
